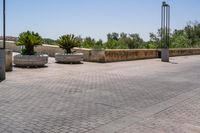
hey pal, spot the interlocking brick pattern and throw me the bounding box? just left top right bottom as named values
left=118, top=95, right=200, bottom=133
left=0, top=55, right=200, bottom=133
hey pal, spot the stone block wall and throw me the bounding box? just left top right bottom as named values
left=105, top=49, right=158, bottom=62
left=35, top=44, right=64, bottom=57
left=169, top=48, right=200, bottom=56
left=0, top=41, right=20, bottom=52
left=75, top=48, right=200, bottom=62
left=73, top=48, right=106, bottom=63
left=3, top=41, right=200, bottom=63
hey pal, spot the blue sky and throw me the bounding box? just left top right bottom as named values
left=0, top=0, right=200, bottom=41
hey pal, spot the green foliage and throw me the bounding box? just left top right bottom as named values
left=56, top=22, right=200, bottom=50
left=43, top=38, right=58, bottom=45
left=145, top=32, right=161, bottom=49
left=184, top=22, right=200, bottom=47
left=93, top=39, right=104, bottom=49
left=144, top=42, right=158, bottom=49
left=169, top=22, right=200, bottom=48
left=17, top=21, right=200, bottom=52
left=81, top=37, right=96, bottom=48
left=80, top=37, right=104, bottom=49
left=171, top=30, right=190, bottom=48
left=107, top=32, right=119, bottom=41
left=104, top=39, right=121, bottom=49
left=57, top=34, right=80, bottom=54
left=104, top=33, right=144, bottom=49
left=17, top=31, right=42, bottom=55
left=127, top=34, right=144, bottom=49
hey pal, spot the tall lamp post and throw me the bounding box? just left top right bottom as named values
left=0, top=0, right=6, bottom=81
left=161, top=1, right=170, bottom=62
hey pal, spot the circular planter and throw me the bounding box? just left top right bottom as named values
left=14, top=54, right=48, bottom=67
left=55, top=53, right=83, bottom=63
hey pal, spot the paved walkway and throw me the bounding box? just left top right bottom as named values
left=0, top=55, right=200, bottom=133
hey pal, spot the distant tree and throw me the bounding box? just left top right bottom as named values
left=43, top=38, right=58, bottom=45
left=145, top=32, right=161, bottom=49
left=105, top=32, right=144, bottom=49
left=93, top=39, right=103, bottom=49
left=106, top=32, right=128, bottom=49
left=184, top=22, right=200, bottom=47
left=81, top=37, right=96, bottom=48
left=171, top=30, right=190, bottom=48
left=105, top=39, right=119, bottom=49
left=128, top=33, right=144, bottom=49
left=120, top=32, right=128, bottom=39
left=70, top=21, right=200, bottom=50
left=107, top=32, right=119, bottom=41
left=80, top=37, right=104, bottom=49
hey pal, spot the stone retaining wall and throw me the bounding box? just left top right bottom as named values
left=105, top=49, right=158, bottom=62
left=35, top=45, right=64, bottom=57
left=3, top=41, right=200, bottom=63
left=75, top=48, right=160, bottom=62
left=74, top=48, right=200, bottom=62
left=169, top=48, right=200, bottom=57
left=74, top=48, right=106, bottom=63
left=1, top=41, right=21, bottom=52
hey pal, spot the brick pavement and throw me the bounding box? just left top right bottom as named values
left=0, top=55, right=200, bottom=133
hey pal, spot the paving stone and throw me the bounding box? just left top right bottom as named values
left=0, top=55, right=200, bottom=132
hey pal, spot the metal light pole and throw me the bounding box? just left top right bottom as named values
left=161, top=1, right=170, bottom=62
left=0, top=0, right=6, bottom=81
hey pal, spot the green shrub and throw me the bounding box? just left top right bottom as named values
left=81, top=37, right=96, bottom=48
left=57, top=34, right=80, bottom=54
left=17, top=31, right=43, bottom=55
left=43, top=38, right=58, bottom=45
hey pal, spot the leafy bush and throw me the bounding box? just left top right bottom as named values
left=93, top=40, right=104, bottom=49
left=17, top=31, right=43, bottom=55
left=80, top=37, right=104, bottom=49
left=104, top=33, right=144, bottom=49
left=43, top=38, right=58, bottom=45
left=81, top=37, right=96, bottom=48
left=57, top=34, right=80, bottom=54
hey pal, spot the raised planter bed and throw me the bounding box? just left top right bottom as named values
left=55, top=53, right=83, bottom=63
left=14, top=54, right=48, bottom=67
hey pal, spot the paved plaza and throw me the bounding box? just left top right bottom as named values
left=0, top=55, right=200, bottom=133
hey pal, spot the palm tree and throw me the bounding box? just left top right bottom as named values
left=17, top=31, right=42, bottom=55
left=57, top=34, right=80, bottom=54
